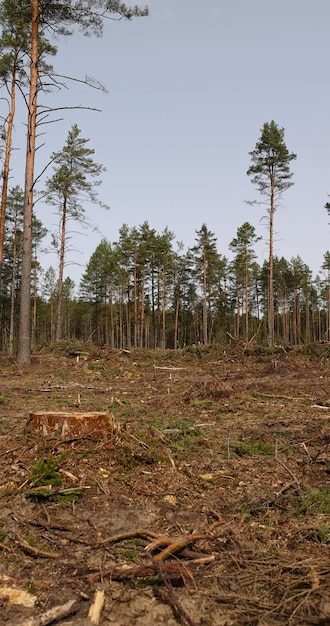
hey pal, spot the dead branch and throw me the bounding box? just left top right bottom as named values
left=14, top=534, right=60, bottom=559
left=96, top=528, right=159, bottom=546
left=275, top=442, right=301, bottom=491
left=153, top=365, right=187, bottom=371
left=310, top=404, right=330, bottom=410
left=145, top=536, right=214, bottom=561
left=153, top=532, right=205, bottom=562
left=151, top=556, right=200, bottom=626
left=77, top=557, right=214, bottom=584
left=19, top=598, right=79, bottom=626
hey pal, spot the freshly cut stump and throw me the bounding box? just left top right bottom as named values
left=28, top=411, right=117, bottom=439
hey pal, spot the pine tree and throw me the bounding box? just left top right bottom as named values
left=192, top=224, right=221, bottom=345
left=17, top=0, right=148, bottom=364
left=43, top=124, right=106, bottom=341
left=247, top=121, right=296, bottom=346
left=229, top=222, right=261, bottom=341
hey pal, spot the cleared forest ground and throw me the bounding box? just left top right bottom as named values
left=0, top=343, right=329, bottom=625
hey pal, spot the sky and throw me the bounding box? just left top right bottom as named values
left=9, top=0, right=330, bottom=287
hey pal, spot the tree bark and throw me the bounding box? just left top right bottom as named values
left=0, top=59, right=17, bottom=281
left=17, top=0, right=39, bottom=365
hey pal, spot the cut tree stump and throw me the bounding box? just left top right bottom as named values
left=27, top=411, right=119, bottom=440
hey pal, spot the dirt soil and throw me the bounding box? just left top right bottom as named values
left=0, top=343, right=329, bottom=626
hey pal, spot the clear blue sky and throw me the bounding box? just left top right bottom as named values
left=12, top=0, right=330, bottom=285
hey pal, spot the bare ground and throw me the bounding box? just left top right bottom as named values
left=0, top=343, right=329, bottom=625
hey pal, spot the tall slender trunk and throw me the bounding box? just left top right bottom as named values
left=0, top=60, right=17, bottom=281
left=268, top=176, right=275, bottom=347
left=305, top=290, right=310, bottom=345
left=235, top=285, right=240, bottom=338
left=32, top=248, right=38, bottom=348
left=244, top=250, right=249, bottom=342
left=327, top=285, right=330, bottom=341
left=55, top=195, right=67, bottom=341
left=174, top=285, right=180, bottom=349
left=202, top=250, right=208, bottom=344
left=139, top=269, right=145, bottom=348
left=161, top=266, right=166, bottom=349
left=8, top=214, right=18, bottom=355
left=109, top=287, right=114, bottom=347
left=133, top=254, right=138, bottom=348
left=17, top=0, right=39, bottom=364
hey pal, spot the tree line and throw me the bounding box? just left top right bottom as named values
left=0, top=2, right=329, bottom=355
left=1, top=211, right=329, bottom=351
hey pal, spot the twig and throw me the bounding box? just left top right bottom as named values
left=153, top=365, right=188, bottom=371
left=153, top=532, right=205, bottom=562
left=145, top=536, right=214, bottom=561
left=79, top=555, right=214, bottom=584
left=14, top=534, right=60, bottom=559
left=275, top=442, right=301, bottom=490
left=151, top=556, right=200, bottom=626
left=124, top=431, right=150, bottom=449
left=300, top=442, right=312, bottom=462
left=96, top=528, right=159, bottom=546
left=78, top=561, right=196, bottom=583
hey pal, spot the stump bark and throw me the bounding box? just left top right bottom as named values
left=27, top=411, right=117, bottom=439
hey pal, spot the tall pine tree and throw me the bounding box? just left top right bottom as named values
left=247, top=121, right=296, bottom=346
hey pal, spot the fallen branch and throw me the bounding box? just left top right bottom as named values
left=275, top=442, right=301, bottom=491
left=153, top=532, right=205, bottom=562
left=14, top=534, right=60, bottom=559
left=153, top=365, right=188, bottom=371
left=77, top=557, right=214, bottom=584
left=151, top=557, right=199, bottom=626
left=96, top=528, right=159, bottom=546
left=19, top=598, right=79, bottom=626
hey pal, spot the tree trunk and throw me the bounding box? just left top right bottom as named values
left=202, top=251, right=208, bottom=344
left=8, top=213, right=18, bottom=355
left=161, top=266, right=166, bottom=349
left=245, top=251, right=249, bottom=342
left=0, top=61, right=17, bottom=282
left=268, top=178, right=275, bottom=347
left=17, top=0, right=39, bottom=365
left=55, top=196, right=67, bottom=342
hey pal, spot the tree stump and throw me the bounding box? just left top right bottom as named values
left=27, top=411, right=119, bottom=440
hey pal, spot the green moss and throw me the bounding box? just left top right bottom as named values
left=296, top=488, right=330, bottom=515
left=232, top=438, right=272, bottom=456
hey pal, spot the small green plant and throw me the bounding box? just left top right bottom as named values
left=30, top=455, right=62, bottom=488
left=0, top=418, right=10, bottom=435
left=232, top=438, right=272, bottom=457
left=112, top=368, right=123, bottom=377
left=190, top=400, right=213, bottom=408
left=123, top=549, right=139, bottom=561
left=165, top=419, right=202, bottom=453
left=134, top=575, right=160, bottom=588
left=296, top=488, right=330, bottom=515
left=26, top=581, right=37, bottom=594
left=0, top=395, right=7, bottom=405
left=115, top=446, right=136, bottom=470
left=315, top=525, right=330, bottom=544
